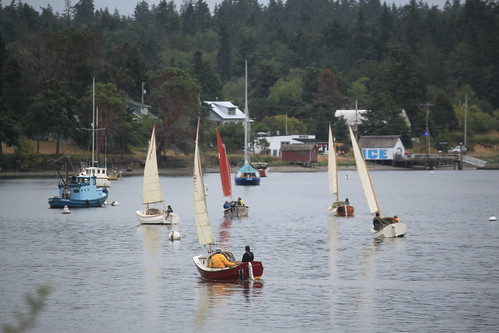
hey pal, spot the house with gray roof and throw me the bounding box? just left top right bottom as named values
left=204, top=101, right=246, bottom=124
left=127, top=98, right=157, bottom=121
left=358, top=135, right=405, bottom=161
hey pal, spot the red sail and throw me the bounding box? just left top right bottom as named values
left=216, top=128, right=232, bottom=197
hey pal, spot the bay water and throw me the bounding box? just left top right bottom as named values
left=1, top=169, right=499, bottom=332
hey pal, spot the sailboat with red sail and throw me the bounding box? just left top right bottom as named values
left=216, top=128, right=248, bottom=218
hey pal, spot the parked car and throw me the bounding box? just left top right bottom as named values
left=449, top=145, right=467, bottom=153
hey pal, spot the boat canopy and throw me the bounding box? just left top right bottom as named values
left=237, top=163, right=257, bottom=174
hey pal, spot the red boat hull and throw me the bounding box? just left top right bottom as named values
left=193, top=255, right=264, bottom=281
left=336, top=205, right=355, bottom=217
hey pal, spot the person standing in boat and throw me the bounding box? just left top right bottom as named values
left=373, top=212, right=389, bottom=231
left=345, top=198, right=350, bottom=205
left=242, top=245, right=254, bottom=262
left=237, top=197, right=244, bottom=206
left=166, top=205, right=173, bottom=217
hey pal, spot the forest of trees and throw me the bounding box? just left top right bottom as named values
left=0, top=0, right=497, bottom=164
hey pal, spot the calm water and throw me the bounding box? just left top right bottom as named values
left=1, top=169, right=499, bottom=332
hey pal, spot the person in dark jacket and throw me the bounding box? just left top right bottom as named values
left=373, top=212, right=388, bottom=231
left=241, top=245, right=254, bottom=262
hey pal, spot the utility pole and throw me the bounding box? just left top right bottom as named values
left=464, top=93, right=468, bottom=148
left=355, top=99, right=358, bottom=141
left=420, top=102, right=434, bottom=155
left=141, top=82, right=145, bottom=104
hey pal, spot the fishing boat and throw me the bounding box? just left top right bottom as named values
left=136, top=125, right=179, bottom=225
left=79, top=79, right=110, bottom=188
left=216, top=128, right=248, bottom=218
left=252, top=162, right=269, bottom=177
left=328, top=124, right=354, bottom=216
left=193, top=118, right=263, bottom=281
left=235, top=61, right=260, bottom=186
left=349, top=126, right=406, bottom=239
left=48, top=157, right=108, bottom=208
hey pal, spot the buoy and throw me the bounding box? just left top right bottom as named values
left=62, top=205, right=71, bottom=214
left=489, top=216, right=497, bottom=221
left=430, top=171, right=434, bottom=175
left=111, top=201, right=119, bottom=206
left=168, top=231, right=181, bottom=241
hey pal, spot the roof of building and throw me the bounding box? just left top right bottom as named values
left=358, top=135, right=401, bottom=148
left=334, top=109, right=368, bottom=126
left=280, top=143, right=317, bottom=151
left=204, top=101, right=246, bottom=121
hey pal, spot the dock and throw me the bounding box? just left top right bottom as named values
left=399, top=153, right=487, bottom=170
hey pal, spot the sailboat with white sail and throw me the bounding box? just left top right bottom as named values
left=328, top=124, right=354, bottom=216
left=349, top=126, right=406, bottom=239
left=216, top=128, right=248, bottom=217
left=136, top=125, right=179, bottom=225
left=192, top=118, right=263, bottom=281
left=235, top=60, right=260, bottom=186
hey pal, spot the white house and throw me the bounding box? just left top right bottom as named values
left=254, top=134, right=316, bottom=157
left=358, top=135, right=405, bottom=161
left=204, top=101, right=246, bottom=124
left=334, top=109, right=368, bottom=126
left=335, top=109, right=411, bottom=129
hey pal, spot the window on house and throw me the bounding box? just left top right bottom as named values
left=228, top=107, right=236, bottom=115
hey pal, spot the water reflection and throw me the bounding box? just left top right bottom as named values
left=194, top=280, right=263, bottom=332
left=138, top=225, right=165, bottom=333
left=327, top=215, right=338, bottom=280
left=218, top=217, right=233, bottom=248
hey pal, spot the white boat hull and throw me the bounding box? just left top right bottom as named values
left=372, top=222, right=406, bottom=239
left=136, top=208, right=179, bottom=224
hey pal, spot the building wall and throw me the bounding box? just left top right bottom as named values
left=361, top=139, right=405, bottom=160
left=281, top=149, right=318, bottom=163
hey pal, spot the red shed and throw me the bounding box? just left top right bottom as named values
left=280, top=144, right=318, bottom=167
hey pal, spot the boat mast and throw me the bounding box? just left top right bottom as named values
left=244, top=60, right=249, bottom=165
left=92, top=77, right=95, bottom=167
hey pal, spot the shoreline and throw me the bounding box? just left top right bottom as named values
left=0, top=163, right=479, bottom=179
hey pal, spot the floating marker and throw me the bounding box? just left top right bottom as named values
left=168, top=231, right=181, bottom=241
left=62, top=206, right=71, bottom=214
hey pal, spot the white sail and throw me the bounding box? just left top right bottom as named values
left=142, top=125, right=163, bottom=205
left=349, top=126, right=379, bottom=214
left=193, top=120, right=215, bottom=246
left=328, top=124, right=338, bottom=200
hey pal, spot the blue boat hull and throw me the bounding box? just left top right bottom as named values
left=48, top=196, right=108, bottom=208
left=234, top=176, right=260, bottom=186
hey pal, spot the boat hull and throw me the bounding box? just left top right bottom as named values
left=136, top=209, right=179, bottom=224
left=49, top=196, right=107, bottom=208
left=234, top=176, right=260, bottom=186
left=224, top=206, right=249, bottom=218
left=372, top=222, right=407, bottom=239
left=257, top=168, right=268, bottom=177
left=193, top=255, right=264, bottom=281
left=329, top=202, right=354, bottom=217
